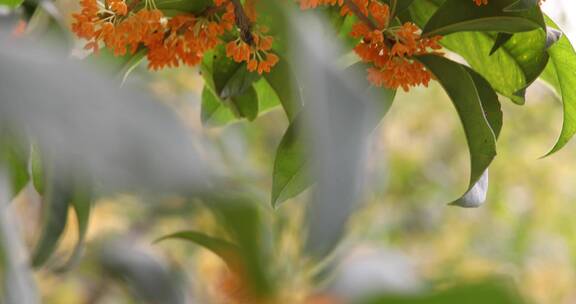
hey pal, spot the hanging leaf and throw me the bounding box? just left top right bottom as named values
left=540, top=17, right=576, bottom=155
left=417, top=55, right=498, bottom=207
left=421, top=0, right=545, bottom=37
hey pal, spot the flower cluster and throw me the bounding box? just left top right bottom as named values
left=226, top=28, right=279, bottom=74
left=301, top=0, right=442, bottom=91
left=71, top=0, right=279, bottom=73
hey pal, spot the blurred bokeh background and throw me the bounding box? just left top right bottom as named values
left=3, top=0, right=576, bottom=303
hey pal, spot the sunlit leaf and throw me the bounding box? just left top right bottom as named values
left=422, top=0, right=545, bottom=37
left=540, top=16, right=576, bottom=155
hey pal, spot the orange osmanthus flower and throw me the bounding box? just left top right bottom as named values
left=71, top=0, right=278, bottom=74
left=225, top=27, right=279, bottom=75
left=301, top=0, right=442, bottom=91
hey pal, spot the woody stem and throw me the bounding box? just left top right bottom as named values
left=342, top=0, right=376, bottom=30
left=230, top=0, right=254, bottom=45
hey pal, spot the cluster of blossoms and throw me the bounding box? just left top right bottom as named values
left=71, top=0, right=279, bottom=73
left=301, top=0, right=443, bottom=91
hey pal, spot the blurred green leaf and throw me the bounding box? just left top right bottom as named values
left=418, top=55, right=497, bottom=207
left=59, top=185, right=92, bottom=271
left=362, top=281, right=525, bottom=304
left=155, top=231, right=240, bottom=269
left=421, top=0, right=544, bottom=37
left=540, top=17, right=576, bottom=156
left=271, top=116, right=310, bottom=207
left=0, top=0, right=23, bottom=9
left=0, top=134, right=29, bottom=196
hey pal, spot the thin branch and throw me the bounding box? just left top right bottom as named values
left=342, top=0, right=376, bottom=30
left=230, top=0, right=254, bottom=45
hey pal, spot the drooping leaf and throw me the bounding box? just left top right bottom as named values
left=422, top=0, right=545, bottom=37
left=411, top=0, right=549, bottom=104
left=540, top=17, right=576, bottom=155
left=417, top=55, right=498, bottom=207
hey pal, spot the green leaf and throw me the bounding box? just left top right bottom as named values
left=230, top=86, right=259, bottom=121
left=201, top=86, right=236, bottom=127
left=270, top=116, right=311, bottom=207
left=489, top=33, right=513, bottom=55
left=362, top=280, right=525, bottom=304
left=253, top=78, right=281, bottom=114
left=0, top=0, right=24, bottom=9
left=422, top=0, right=545, bottom=37
left=0, top=134, right=29, bottom=196
left=417, top=55, right=498, bottom=207
left=155, top=231, right=240, bottom=269
left=30, top=145, right=45, bottom=194
left=504, top=0, right=540, bottom=12
left=58, top=185, right=92, bottom=271
left=263, top=57, right=303, bottom=121
left=118, top=49, right=146, bottom=85
left=411, top=0, right=549, bottom=104
left=540, top=17, right=576, bottom=155
left=212, top=46, right=260, bottom=99
left=31, top=180, right=72, bottom=268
